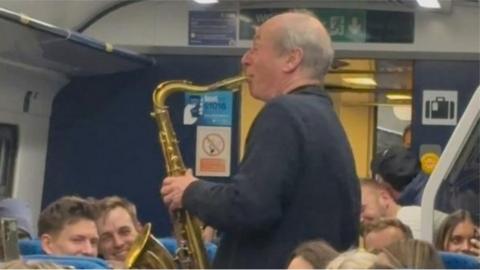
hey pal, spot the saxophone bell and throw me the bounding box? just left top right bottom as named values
left=124, top=223, right=177, bottom=269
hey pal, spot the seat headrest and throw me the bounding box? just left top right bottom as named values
left=439, top=251, right=480, bottom=269
left=18, top=239, right=45, bottom=255
left=23, top=254, right=110, bottom=269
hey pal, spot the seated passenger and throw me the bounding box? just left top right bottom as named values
left=38, top=196, right=98, bottom=257
left=374, top=239, right=444, bottom=269
left=435, top=209, right=480, bottom=258
left=287, top=240, right=338, bottom=269
left=95, top=196, right=141, bottom=263
left=362, top=218, right=413, bottom=252
left=371, top=145, right=426, bottom=206
left=0, top=198, right=34, bottom=239
left=361, top=180, right=447, bottom=239
left=96, top=196, right=217, bottom=267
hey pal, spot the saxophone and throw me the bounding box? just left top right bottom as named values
left=125, top=75, right=246, bottom=269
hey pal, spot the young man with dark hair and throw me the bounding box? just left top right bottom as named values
left=371, top=145, right=427, bottom=206
left=38, top=196, right=99, bottom=257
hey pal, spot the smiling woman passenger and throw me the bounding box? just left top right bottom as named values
left=435, top=209, right=479, bottom=257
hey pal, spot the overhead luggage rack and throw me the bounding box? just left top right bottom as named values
left=0, top=7, right=155, bottom=77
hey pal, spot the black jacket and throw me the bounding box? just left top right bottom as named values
left=183, top=85, right=360, bottom=268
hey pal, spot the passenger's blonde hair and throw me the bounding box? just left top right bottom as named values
left=376, top=239, right=444, bottom=269
left=362, top=218, right=413, bottom=239
left=288, top=239, right=339, bottom=268
left=326, top=249, right=378, bottom=269
left=96, top=195, right=139, bottom=225
left=2, top=259, right=65, bottom=269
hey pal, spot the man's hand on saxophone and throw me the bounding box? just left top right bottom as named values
left=161, top=169, right=198, bottom=213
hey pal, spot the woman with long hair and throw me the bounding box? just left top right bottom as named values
left=435, top=209, right=479, bottom=257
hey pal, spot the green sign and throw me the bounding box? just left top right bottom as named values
left=314, top=10, right=366, bottom=42
left=239, top=8, right=413, bottom=43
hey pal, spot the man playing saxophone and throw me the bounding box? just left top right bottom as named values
left=161, top=10, right=360, bottom=269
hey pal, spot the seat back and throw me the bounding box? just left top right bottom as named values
left=439, top=251, right=480, bottom=269
left=18, top=237, right=218, bottom=266
left=19, top=240, right=110, bottom=269
left=18, top=239, right=44, bottom=255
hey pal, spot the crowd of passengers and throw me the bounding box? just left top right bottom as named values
left=0, top=141, right=478, bottom=269
left=0, top=128, right=480, bottom=269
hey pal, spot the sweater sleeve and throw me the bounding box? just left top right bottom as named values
left=182, top=100, right=301, bottom=233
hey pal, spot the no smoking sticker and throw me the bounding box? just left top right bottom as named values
left=202, top=133, right=225, bottom=156
left=196, top=126, right=231, bottom=177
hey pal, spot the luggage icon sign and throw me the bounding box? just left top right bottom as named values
left=426, top=97, right=454, bottom=119
left=422, top=90, right=457, bottom=126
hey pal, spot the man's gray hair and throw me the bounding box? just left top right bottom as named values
left=277, top=10, right=334, bottom=80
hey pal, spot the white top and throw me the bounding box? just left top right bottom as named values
left=397, top=206, right=448, bottom=240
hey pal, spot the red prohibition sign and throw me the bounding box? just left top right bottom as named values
left=202, top=133, right=225, bottom=156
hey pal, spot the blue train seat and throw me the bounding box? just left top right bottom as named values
left=19, top=240, right=110, bottom=268
left=19, top=238, right=217, bottom=264
left=18, top=239, right=45, bottom=255
left=440, top=252, right=480, bottom=269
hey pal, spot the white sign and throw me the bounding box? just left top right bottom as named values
left=195, top=126, right=231, bottom=177
left=422, top=90, right=457, bottom=126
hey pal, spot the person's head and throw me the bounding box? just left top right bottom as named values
left=0, top=198, right=33, bottom=239
left=241, top=10, right=334, bottom=101
left=2, top=259, right=65, bottom=269
left=375, top=239, right=444, bottom=269
left=326, top=249, right=378, bottom=269
left=360, top=180, right=399, bottom=225
left=370, top=146, right=420, bottom=197
left=287, top=240, right=339, bottom=269
left=435, top=209, right=478, bottom=255
left=362, top=218, right=413, bottom=252
left=95, top=196, right=141, bottom=261
left=38, top=196, right=98, bottom=257
left=402, top=125, right=412, bottom=149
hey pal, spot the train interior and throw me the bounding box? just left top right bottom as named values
left=0, top=0, right=478, bottom=267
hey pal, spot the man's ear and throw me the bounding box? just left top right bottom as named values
left=378, top=189, right=394, bottom=208
left=40, top=234, right=55, bottom=255
left=282, top=48, right=303, bottom=73
left=135, top=221, right=143, bottom=233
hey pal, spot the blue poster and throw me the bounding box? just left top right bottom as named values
left=184, top=91, right=233, bottom=126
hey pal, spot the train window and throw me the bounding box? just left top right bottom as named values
left=434, top=119, right=479, bottom=219
left=421, top=86, right=480, bottom=242
left=0, top=124, right=18, bottom=198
